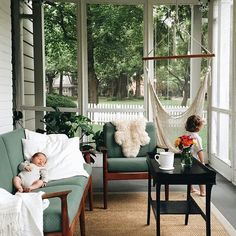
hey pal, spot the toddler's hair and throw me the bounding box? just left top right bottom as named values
left=185, top=115, right=204, bottom=132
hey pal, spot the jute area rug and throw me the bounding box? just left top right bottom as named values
left=76, top=192, right=231, bottom=236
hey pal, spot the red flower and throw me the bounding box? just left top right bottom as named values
left=175, top=135, right=197, bottom=151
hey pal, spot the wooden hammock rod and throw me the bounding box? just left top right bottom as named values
left=142, top=53, right=215, bottom=61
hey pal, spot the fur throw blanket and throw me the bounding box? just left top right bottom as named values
left=112, top=119, right=150, bottom=157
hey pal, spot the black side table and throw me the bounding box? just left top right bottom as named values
left=147, top=154, right=216, bottom=236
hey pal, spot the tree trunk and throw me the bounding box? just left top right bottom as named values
left=47, top=75, right=54, bottom=94
left=59, top=72, right=63, bottom=96
left=112, top=79, right=118, bottom=98
left=87, top=8, right=98, bottom=104
left=88, top=70, right=99, bottom=103
left=134, top=72, right=142, bottom=97
left=181, top=76, right=190, bottom=106
left=117, top=73, right=128, bottom=99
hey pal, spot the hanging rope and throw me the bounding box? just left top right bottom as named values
left=143, top=3, right=215, bottom=61
left=144, top=2, right=214, bottom=151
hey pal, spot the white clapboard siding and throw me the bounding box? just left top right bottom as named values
left=24, top=69, right=34, bottom=83
left=24, top=110, right=35, bottom=131
left=24, top=95, right=35, bottom=106
left=25, top=110, right=35, bottom=121
left=24, top=82, right=35, bottom=95
left=23, top=29, right=34, bottom=45
left=0, top=0, right=13, bottom=133
left=24, top=54, right=34, bottom=69
left=0, top=126, right=15, bottom=134
left=23, top=41, right=34, bottom=57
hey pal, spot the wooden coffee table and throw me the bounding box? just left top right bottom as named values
left=146, top=154, right=216, bottom=236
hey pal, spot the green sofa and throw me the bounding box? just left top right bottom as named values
left=0, top=128, right=93, bottom=236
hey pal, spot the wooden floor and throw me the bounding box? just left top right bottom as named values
left=91, top=166, right=236, bottom=231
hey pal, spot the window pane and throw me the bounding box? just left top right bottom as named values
left=87, top=4, right=144, bottom=125
left=87, top=4, right=144, bottom=104
left=212, top=1, right=233, bottom=109
left=211, top=111, right=217, bottom=155
left=218, top=113, right=230, bottom=164
left=44, top=2, right=78, bottom=109
left=211, top=111, right=230, bottom=165
left=153, top=5, right=192, bottom=107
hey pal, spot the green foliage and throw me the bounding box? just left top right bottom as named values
left=153, top=5, right=195, bottom=106
left=46, top=93, right=76, bottom=108
left=44, top=3, right=208, bottom=104
left=44, top=2, right=77, bottom=79
left=87, top=4, right=144, bottom=98
left=92, top=130, right=104, bottom=151
left=39, top=107, right=94, bottom=139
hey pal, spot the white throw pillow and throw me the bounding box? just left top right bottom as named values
left=45, top=137, right=89, bottom=180
left=22, top=136, right=89, bottom=181
left=25, top=129, right=68, bottom=142
left=22, top=139, right=47, bottom=161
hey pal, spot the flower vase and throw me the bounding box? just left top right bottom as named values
left=180, top=148, right=193, bottom=168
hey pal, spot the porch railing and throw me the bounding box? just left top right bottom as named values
left=87, top=103, right=207, bottom=125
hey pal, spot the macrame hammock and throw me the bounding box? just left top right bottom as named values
left=148, top=65, right=211, bottom=153
left=143, top=9, right=214, bottom=152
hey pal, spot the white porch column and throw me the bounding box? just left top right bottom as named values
left=77, top=1, right=88, bottom=116
left=144, top=0, right=154, bottom=120
left=32, top=0, right=45, bottom=129
left=190, top=5, right=202, bottom=101
left=232, top=0, right=236, bottom=185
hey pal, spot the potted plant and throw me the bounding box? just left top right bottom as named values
left=37, top=107, right=96, bottom=162
left=37, top=107, right=94, bottom=140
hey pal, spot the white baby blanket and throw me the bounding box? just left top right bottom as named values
left=0, top=188, right=48, bottom=236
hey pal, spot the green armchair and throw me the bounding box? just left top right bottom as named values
left=101, top=121, right=169, bottom=209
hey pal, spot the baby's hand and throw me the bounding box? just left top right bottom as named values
left=24, top=165, right=32, bottom=171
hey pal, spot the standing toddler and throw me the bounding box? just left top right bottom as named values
left=185, top=115, right=205, bottom=196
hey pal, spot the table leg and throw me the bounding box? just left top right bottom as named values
left=206, top=184, right=213, bottom=236
left=156, top=184, right=161, bottom=236
left=164, top=184, right=169, bottom=200
left=185, top=184, right=191, bottom=225
left=147, top=171, right=151, bottom=225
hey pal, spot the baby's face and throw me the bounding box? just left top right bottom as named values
left=31, top=154, right=47, bottom=167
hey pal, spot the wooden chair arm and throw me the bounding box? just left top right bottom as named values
left=42, top=190, right=71, bottom=199
left=42, top=190, right=71, bottom=235
left=82, top=150, right=92, bottom=163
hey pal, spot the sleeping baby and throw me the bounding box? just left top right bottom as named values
left=13, top=152, right=48, bottom=192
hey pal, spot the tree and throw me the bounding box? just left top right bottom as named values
left=153, top=5, right=192, bottom=106
left=87, top=4, right=143, bottom=100
left=44, top=2, right=77, bottom=96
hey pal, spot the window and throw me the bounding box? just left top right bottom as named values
left=210, top=0, right=233, bottom=178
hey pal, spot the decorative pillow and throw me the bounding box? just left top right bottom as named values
left=25, top=129, right=68, bottom=142
left=22, top=138, right=47, bottom=160
left=22, top=135, right=89, bottom=180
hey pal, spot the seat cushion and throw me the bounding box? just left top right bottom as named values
left=107, top=157, right=148, bottom=172
left=35, top=185, right=84, bottom=233
left=46, top=163, right=92, bottom=189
